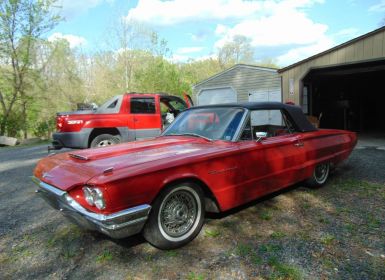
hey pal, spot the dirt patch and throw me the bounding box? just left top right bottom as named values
left=0, top=145, right=384, bottom=279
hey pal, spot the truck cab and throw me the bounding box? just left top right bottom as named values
left=53, top=93, right=191, bottom=149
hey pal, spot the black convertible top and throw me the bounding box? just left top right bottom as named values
left=190, top=102, right=317, bottom=132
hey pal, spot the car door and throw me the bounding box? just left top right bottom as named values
left=237, top=109, right=306, bottom=201
left=129, top=96, right=162, bottom=140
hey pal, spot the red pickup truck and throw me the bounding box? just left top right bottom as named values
left=52, top=93, right=192, bottom=149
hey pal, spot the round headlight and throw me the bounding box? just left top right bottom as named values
left=93, top=188, right=106, bottom=210
left=83, top=186, right=94, bottom=206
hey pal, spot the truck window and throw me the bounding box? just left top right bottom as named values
left=96, top=95, right=123, bottom=114
left=131, top=98, right=156, bottom=114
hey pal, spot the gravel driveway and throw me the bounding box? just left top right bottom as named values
left=0, top=143, right=384, bottom=280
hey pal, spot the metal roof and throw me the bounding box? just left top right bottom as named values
left=193, top=64, right=279, bottom=88
left=278, top=26, right=385, bottom=73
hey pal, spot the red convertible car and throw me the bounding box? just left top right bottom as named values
left=33, top=102, right=356, bottom=249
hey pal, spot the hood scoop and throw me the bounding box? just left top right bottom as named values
left=69, top=153, right=89, bottom=161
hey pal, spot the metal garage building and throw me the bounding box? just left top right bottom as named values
left=193, top=64, right=281, bottom=105
left=279, top=26, right=385, bottom=132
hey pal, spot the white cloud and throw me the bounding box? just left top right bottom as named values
left=176, top=47, right=204, bottom=54
left=215, top=1, right=328, bottom=48
left=210, top=0, right=331, bottom=66
left=58, top=0, right=113, bottom=19
left=276, top=37, right=333, bottom=66
left=368, top=0, right=385, bottom=12
left=125, top=0, right=333, bottom=66
left=215, top=24, right=229, bottom=36
left=48, top=33, right=87, bottom=48
left=126, top=0, right=265, bottom=25
left=126, top=0, right=325, bottom=25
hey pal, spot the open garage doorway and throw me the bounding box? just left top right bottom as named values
left=302, top=59, right=385, bottom=133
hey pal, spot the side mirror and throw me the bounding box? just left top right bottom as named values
left=255, top=131, right=267, bottom=142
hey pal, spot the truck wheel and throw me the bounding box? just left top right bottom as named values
left=143, top=182, right=205, bottom=250
left=90, top=134, right=121, bottom=148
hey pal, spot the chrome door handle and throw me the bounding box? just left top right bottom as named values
left=294, top=142, right=304, bottom=147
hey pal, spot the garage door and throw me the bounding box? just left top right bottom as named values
left=248, top=88, right=282, bottom=126
left=197, top=87, right=237, bottom=105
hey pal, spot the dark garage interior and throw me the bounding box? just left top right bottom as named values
left=302, top=59, right=385, bottom=133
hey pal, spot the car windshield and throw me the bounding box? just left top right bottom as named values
left=162, top=107, right=245, bottom=141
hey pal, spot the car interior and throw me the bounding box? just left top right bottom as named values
left=240, top=109, right=297, bottom=141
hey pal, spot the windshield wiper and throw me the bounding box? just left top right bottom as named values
left=166, top=133, right=213, bottom=142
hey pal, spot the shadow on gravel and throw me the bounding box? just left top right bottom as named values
left=110, top=234, right=146, bottom=248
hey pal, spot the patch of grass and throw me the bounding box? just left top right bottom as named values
left=250, top=253, right=263, bottom=265
left=320, top=234, right=335, bottom=246
left=144, top=254, right=154, bottom=262
left=0, top=254, right=10, bottom=264
left=186, top=272, right=205, bottom=280
left=259, top=244, right=282, bottom=254
left=322, top=258, right=334, bottom=270
left=235, top=243, right=253, bottom=257
left=151, top=265, right=161, bottom=275
left=165, top=250, right=178, bottom=257
left=297, top=231, right=311, bottom=241
left=47, top=236, right=57, bottom=248
left=270, top=231, right=286, bottom=239
left=96, top=251, right=113, bottom=263
left=367, top=215, right=381, bottom=229
left=267, top=256, right=302, bottom=280
left=234, top=243, right=263, bottom=265
left=259, top=211, right=273, bottom=221
left=318, top=217, right=331, bottom=224
left=204, top=228, right=221, bottom=238
left=333, top=179, right=382, bottom=195
left=344, top=223, right=355, bottom=232
left=11, top=245, right=33, bottom=261
left=301, top=201, right=311, bottom=210
left=47, top=225, right=83, bottom=248
left=335, top=207, right=352, bottom=215
left=61, top=247, right=76, bottom=260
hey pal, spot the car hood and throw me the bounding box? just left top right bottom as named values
left=34, top=136, right=234, bottom=191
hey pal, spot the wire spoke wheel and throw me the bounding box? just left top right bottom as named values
left=314, top=164, right=329, bottom=182
left=314, top=163, right=329, bottom=183
left=159, top=190, right=197, bottom=237
left=144, top=183, right=205, bottom=249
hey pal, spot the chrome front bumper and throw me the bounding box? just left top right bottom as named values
left=32, top=177, right=151, bottom=239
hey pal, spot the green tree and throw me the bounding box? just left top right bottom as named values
left=0, top=0, right=60, bottom=137
left=29, top=38, right=84, bottom=138
left=217, top=35, right=255, bottom=69
left=133, top=55, right=189, bottom=95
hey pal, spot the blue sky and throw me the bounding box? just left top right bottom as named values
left=49, top=0, right=385, bottom=67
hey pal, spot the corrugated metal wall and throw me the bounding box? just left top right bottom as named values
left=193, top=65, right=281, bottom=103
left=280, top=27, right=385, bottom=104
